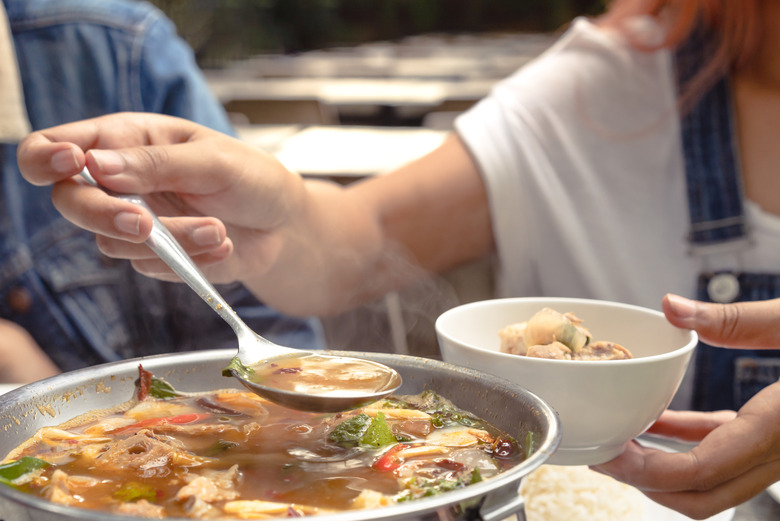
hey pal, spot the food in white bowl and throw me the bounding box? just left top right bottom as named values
left=436, top=297, right=697, bottom=465
left=499, top=307, right=633, bottom=360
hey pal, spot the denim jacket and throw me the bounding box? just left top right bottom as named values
left=0, top=0, right=323, bottom=372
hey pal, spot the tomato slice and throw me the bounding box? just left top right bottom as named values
left=110, top=413, right=210, bottom=434
left=372, top=443, right=410, bottom=472
left=136, top=365, right=153, bottom=401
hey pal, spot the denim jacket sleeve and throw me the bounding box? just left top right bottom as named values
left=8, top=0, right=234, bottom=133
left=0, top=0, right=324, bottom=372
left=136, top=6, right=236, bottom=136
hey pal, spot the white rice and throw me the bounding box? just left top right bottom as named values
left=519, top=465, right=645, bottom=521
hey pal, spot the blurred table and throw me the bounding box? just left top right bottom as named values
left=210, top=77, right=494, bottom=107
left=214, top=32, right=554, bottom=81
left=208, top=32, right=555, bottom=125
left=211, top=77, right=492, bottom=125
left=236, top=124, right=448, bottom=179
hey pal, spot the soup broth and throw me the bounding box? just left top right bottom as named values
left=0, top=367, right=525, bottom=519
left=247, top=353, right=399, bottom=397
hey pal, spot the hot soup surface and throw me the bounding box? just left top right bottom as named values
left=0, top=367, right=525, bottom=519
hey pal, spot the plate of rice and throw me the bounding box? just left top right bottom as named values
left=519, top=465, right=735, bottom=521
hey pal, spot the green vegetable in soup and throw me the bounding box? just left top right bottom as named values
left=396, top=475, right=464, bottom=501
left=114, top=481, right=159, bottom=502
left=204, top=439, right=239, bottom=456
left=329, top=413, right=397, bottom=447
left=360, top=412, right=396, bottom=447
left=329, top=413, right=373, bottom=445
left=147, top=377, right=185, bottom=399
left=0, top=457, right=49, bottom=486
left=524, top=432, right=536, bottom=459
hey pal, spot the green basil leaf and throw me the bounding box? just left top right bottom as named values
left=329, top=413, right=372, bottom=445
left=222, top=357, right=254, bottom=379
left=0, top=457, right=50, bottom=486
left=524, top=431, right=535, bottom=459
left=360, top=412, right=396, bottom=448
left=114, top=481, right=158, bottom=502
left=204, top=439, right=239, bottom=456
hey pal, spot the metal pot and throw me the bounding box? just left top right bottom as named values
left=0, top=349, right=560, bottom=521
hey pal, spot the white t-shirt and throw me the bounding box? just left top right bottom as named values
left=457, top=16, right=780, bottom=309
left=455, top=17, right=780, bottom=408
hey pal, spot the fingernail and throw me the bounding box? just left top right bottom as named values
left=667, top=294, right=697, bottom=319
left=191, top=224, right=222, bottom=246
left=90, top=149, right=126, bottom=175
left=114, top=211, right=141, bottom=236
left=51, top=148, right=79, bottom=174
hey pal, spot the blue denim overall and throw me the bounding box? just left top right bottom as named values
left=676, top=32, right=780, bottom=412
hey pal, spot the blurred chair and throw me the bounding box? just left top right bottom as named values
left=224, top=98, right=338, bottom=125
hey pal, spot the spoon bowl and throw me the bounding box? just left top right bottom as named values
left=78, top=169, right=402, bottom=411
left=225, top=347, right=403, bottom=412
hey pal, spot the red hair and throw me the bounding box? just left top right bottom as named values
left=600, top=0, right=763, bottom=101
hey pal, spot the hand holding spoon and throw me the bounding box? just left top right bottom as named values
left=78, top=169, right=402, bottom=412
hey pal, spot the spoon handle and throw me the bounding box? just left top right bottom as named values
left=78, top=168, right=250, bottom=338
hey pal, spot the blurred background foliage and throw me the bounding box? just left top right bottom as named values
left=148, top=0, right=607, bottom=67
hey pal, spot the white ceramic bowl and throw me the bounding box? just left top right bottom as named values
left=436, top=297, right=697, bottom=465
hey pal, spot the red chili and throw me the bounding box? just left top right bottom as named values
left=273, top=367, right=302, bottom=375
left=435, top=459, right=466, bottom=471
left=372, top=444, right=410, bottom=472
left=492, top=437, right=515, bottom=458
left=136, top=365, right=152, bottom=401
left=110, top=413, right=210, bottom=434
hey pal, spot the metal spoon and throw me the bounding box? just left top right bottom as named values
left=78, top=168, right=402, bottom=412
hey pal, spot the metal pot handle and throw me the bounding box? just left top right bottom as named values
left=479, top=493, right=526, bottom=521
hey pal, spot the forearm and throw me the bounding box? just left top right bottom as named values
left=239, top=178, right=392, bottom=316
left=17, top=115, right=492, bottom=319
left=0, top=320, right=61, bottom=383
left=240, top=133, right=494, bottom=317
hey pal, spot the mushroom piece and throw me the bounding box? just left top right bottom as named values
left=574, top=341, right=632, bottom=361
left=523, top=308, right=591, bottom=353
left=499, top=321, right=529, bottom=355
left=526, top=341, right=573, bottom=360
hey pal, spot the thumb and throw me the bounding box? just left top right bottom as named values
left=662, top=293, right=780, bottom=349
